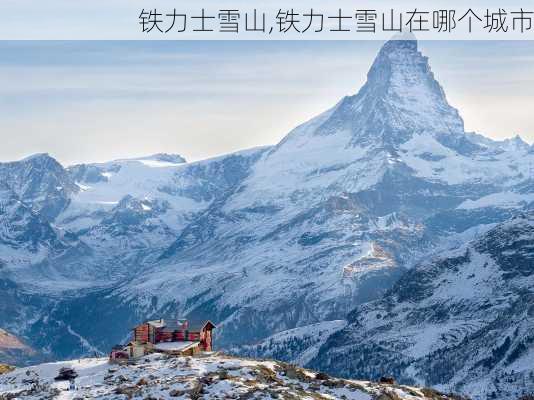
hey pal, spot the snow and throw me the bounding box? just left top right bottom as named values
left=225, top=103, right=379, bottom=212
left=93, top=200, right=119, bottom=205
left=153, top=341, right=198, bottom=352
left=235, top=320, right=347, bottom=366
left=373, top=213, right=413, bottom=232
left=74, top=182, right=90, bottom=191
left=65, top=325, right=104, bottom=355
left=57, top=158, right=205, bottom=237
left=137, top=159, right=184, bottom=168
left=400, top=133, right=533, bottom=186
left=0, top=353, right=448, bottom=400
left=69, top=160, right=183, bottom=206
left=457, top=191, right=534, bottom=210
left=59, top=147, right=267, bottom=233
left=431, top=250, right=499, bottom=301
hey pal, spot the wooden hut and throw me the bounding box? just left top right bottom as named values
left=132, top=318, right=215, bottom=353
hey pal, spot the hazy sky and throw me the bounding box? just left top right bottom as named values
left=1, top=40, right=533, bottom=166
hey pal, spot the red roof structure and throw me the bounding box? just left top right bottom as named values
left=133, top=318, right=215, bottom=352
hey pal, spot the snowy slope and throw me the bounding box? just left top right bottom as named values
left=0, top=353, right=461, bottom=400
left=61, top=149, right=266, bottom=245
left=232, top=320, right=347, bottom=366
left=310, top=213, right=534, bottom=400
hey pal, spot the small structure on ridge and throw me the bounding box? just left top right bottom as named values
left=110, top=318, right=215, bottom=362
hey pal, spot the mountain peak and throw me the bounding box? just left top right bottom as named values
left=302, top=37, right=467, bottom=149
left=15, top=153, right=72, bottom=174
left=0, top=152, right=78, bottom=220
left=500, top=134, right=530, bottom=152
left=142, top=153, right=186, bottom=164
left=378, top=33, right=418, bottom=54
left=511, top=134, right=528, bottom=146
left=20, top=153, right=56, bottom=164
left=366, top=36, right=437, bottom=97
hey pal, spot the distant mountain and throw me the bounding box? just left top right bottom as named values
left=310, top=213, right=534, bottom=400
left=0, top=181, right=65, bottom=264
left=0, top=153, right=79, bottom=221
left=0, top=37, right=532, bottom=400
left=0, top=148, right=271, bottom=361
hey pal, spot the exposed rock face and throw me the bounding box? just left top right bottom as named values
left=0, top=329, right=40, bottom=367
left=0, top=153, right=79, bottom=221
left=324, top=38, right=466, bottom=149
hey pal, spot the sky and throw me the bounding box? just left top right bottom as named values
left=0, top=40, right=533, bottom=166
left=1, top=0, right=530, bottom=40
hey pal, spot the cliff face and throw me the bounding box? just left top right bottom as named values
left=0, top=329, right=39, bottom=367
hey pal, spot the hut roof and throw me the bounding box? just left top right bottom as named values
left=188, top=320, right=216, bottom=332
left=139, top=318, right=215, bottom=332
left=160, top=319, right=187, bottom=332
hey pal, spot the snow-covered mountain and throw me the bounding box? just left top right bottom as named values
left=0, top=154, right=79, bottom=222
left=0, top=37, right=533, bottom=400
left=310, top=213, right=534, bottom=400
left=1, top=149, right=268, bottom=290
left=109, top=37, right=533, bottom=350
left=0, top=352, right=462, bottom=400
left=0, top=148, right=270, bottom=361
left=0, top=181, right=66, bottom=267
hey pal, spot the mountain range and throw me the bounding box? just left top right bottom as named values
left=0, top=37, right=533, bottom=399
left=309, top=213, right=534, bottom=399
